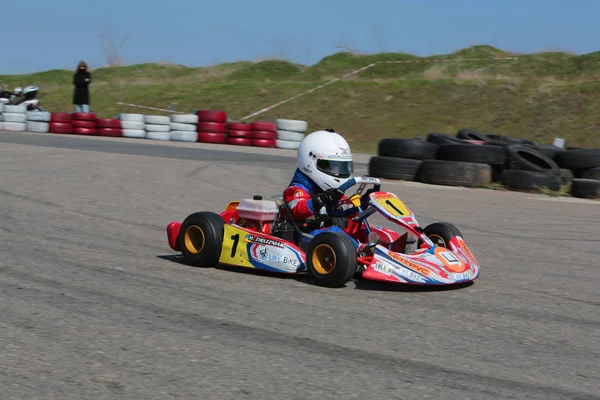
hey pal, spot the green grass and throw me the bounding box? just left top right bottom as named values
left=2, top=45, right=600, bottom=153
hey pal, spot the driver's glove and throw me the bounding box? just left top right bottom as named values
left=311, top=188, right=344, bottom=210
left=360, top=188, right=377, bottom=209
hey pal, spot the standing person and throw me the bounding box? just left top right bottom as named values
left=73, top=61, right=91, bottom=112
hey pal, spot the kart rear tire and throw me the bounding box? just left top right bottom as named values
left=178, top=212, right=224, bottom=267
left=306, top=231, right=357, bottom=288
left=420, top=222, right=464, bottom=248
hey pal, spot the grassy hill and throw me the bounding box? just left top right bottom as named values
left=2, top=45, right=600, bottom=153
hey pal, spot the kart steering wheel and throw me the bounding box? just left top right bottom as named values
left=335, top=176, right=381, bottom=209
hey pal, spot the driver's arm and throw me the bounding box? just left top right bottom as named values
left=284, top=186, right=318, bottom=220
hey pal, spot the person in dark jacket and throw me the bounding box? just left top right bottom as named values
left=73, top=61, right=91, bottom=112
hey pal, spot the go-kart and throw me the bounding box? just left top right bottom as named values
left=165, top=177, right=480, bottom=288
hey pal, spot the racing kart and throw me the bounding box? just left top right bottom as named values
left=165, top=177, right=480, bottom=288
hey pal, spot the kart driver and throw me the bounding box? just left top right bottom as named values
left=283, top=128, right=372, bottom=248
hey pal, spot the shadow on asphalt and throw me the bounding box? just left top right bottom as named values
left=352, top=278, right=474, bottom=292
left=157, top=255, right=474, bottom=292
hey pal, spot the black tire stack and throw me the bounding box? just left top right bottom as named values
left=498, top=145, right=562, bottom=192
left=368, top=138, right=438, bottom=181
left=368, top=128, right=600, bottom=200
left=554, top=148, right=600, bottom=199
left=420, top=131, right=505, bottom=187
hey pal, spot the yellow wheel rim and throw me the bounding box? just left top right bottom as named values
left=311, top=244, right=336, bottom=275
left=184, top=225, right=205, bottom=254
left=428, top=234, right=446, bottom=248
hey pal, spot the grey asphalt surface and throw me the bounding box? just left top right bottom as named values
left=1, top=131, right=599, bottom=399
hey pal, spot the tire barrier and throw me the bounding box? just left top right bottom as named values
left=72, top=112, right=97, bottom=135
left=97, top=118, right=122, bottom=137
left=25, top=111, right=51, bottom=133
left=2, top=104, right=27, bottom=132
left=118, top=114, right=146, bottom=139
left=1, top=106, right=307, bottom=150
left=369, top=129, right=600, bottom=200
left=275, top=118, right=308, bottom=150
left=48, top=113, right=72, bottom=134
left=250, top=121, right=276, bottom=148
left=197, top=109, right=227, bottom=144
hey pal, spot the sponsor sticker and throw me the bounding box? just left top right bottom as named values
left=451, top=271, right=472, bottom=281
left=245, top=235, right=285, bottom=248
left=373, top=193, right=395, bottom=199
left=374, top=262, right=393, bottom=275
left=386, top=251, right=431, bottom=276
left=253, top=245, right=301, bottom=268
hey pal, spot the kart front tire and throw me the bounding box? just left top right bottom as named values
left=306, top=232, right=357, bottom=288
left=178, top=212, right=224, bottom=267
left=422, top=222, right=463, bottom=248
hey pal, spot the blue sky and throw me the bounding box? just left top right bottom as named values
left=2, top=0, right=597, bottom=74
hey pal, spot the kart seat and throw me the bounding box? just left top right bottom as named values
left=271, top=195, right=313, bottom=241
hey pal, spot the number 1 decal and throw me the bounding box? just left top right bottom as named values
left=230, top=233, right=239, bottom=257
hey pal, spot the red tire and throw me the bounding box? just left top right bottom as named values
left=227, top=122, right=252, bottom=131
left=251, top=139, right=276, bottom=148
left=227, top=137, right=252, bottom=146
left=251, top=121, right=276, bottom=132
left=72, top=112, right=97, bottom=121
left=98, top=128, right=123, bottom=137
left=197, top=132, right=226, bottom=144
left=49, top=122, right=72, bottom=134
left=96, top=118, right=121, bottom=129
left=197, top=121, right=226, bottom=133
left=72, top=120, right=96, bottom=129
left=196, top=109, right=227, bottom=123
left=227, top=129, right=253, bottom=139
left=73, top=127, right=97, bottom=135
left=51, top=113, right=72, bottom=123
left=251, top=130, right=276, bottom=140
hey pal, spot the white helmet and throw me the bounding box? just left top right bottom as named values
left=23, top=86, right=39, bottom=95
left=297, top=129, right=354, bottom=191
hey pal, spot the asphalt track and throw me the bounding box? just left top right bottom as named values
left=1, top=131, right=599, bottom=399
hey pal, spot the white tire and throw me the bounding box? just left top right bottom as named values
left=276, top=139, right=301, bottom=150
left=170, top=122, right=195, bottom=132
left=122, top=129, right=146, bottom=138
left=145, top=123, right=170, bottom=132
left=146, top=130, right=171, bottom=141
left=0, top=103, right=4, bottom=113
left=144, top=115, right=170, bottom=125
left=171, top=114, right=199, bottom=124
left=26, top=121, right=49, bottom=133
left=0, top=122, right=3, bottom=130
left=3, top=104, right=26, bottom=113
left=275, top=119, right=308, bottom=133
left=277, top=129, right=304, bottom=142
left=2, top=122, right=26, bottom=131
left=171, top=130, right=198, bottom=142
left=26, top=111, right=51, bottom=122
left=118, top=113, right=144, bottom=122
left=121, top=120, right=145, bottom=130
left=3, top=112, right=26, bottom=123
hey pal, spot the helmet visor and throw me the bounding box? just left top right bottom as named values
left=316, top=159, right=353, bottom=178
